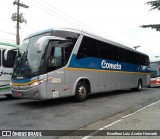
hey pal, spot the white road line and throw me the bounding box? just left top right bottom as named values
left=122, top=99, right=160, bottom=119
left=81, top=99, right=160, bottom=139
left=82, top=119, right=122, bottom=139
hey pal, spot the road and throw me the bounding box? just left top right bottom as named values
left=0, top=87, right=160, bottom=138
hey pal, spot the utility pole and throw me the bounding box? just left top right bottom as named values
left=16, top=0, right=20, bottom=45
left=12, top=0, right=29, bottom=45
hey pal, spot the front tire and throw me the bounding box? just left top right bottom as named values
left=75, top=82, right=88, bottom=102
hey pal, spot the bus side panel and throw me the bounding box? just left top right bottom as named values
left=93, top=71, right=99, bottom=92
left=121, top=73, right=137, bottom=89
left=0, top=80, right=11, bottom=95
left=111, top=72, right=121, bottom=90
left=98, top=71, right=112, bottom=92
left=46, top=69, right=71, bottom=99
left=70, top=70, right=94, bottom=94
left=146, top=74, right=150, bottom=86
left=0, top=67, right=13, bottom=95
left=140, top=74, right=150, bottom=87
left=121, top=73, right=150, bottom=89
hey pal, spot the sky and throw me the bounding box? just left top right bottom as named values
left=0, top=0, right=160, bottom=61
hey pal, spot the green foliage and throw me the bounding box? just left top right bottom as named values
left=141, top=24, right=160, bottom=31
left=141, top=0, right=160, bottom=31
left=146, top=0, right=160, bottom=11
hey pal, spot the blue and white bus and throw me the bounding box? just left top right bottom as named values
left=10, top=28, right=150, bottom=101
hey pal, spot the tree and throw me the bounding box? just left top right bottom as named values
left=141, top=0, right=160, bottom=31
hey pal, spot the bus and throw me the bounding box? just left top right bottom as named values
left=150, top=60, right=160, bottom=87
left=0, top=42, right=17, bottom=98
left=10, top=28, right=150, bottom=101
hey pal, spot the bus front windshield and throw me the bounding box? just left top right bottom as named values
left=12, top=32, right=51, bottom=79
left=12, top=30, right=80, bottom=79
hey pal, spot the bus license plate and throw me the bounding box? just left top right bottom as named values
left=16, top=92, right=23, bottom=97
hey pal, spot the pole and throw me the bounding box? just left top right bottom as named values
left=16, top=0, right=20, bottom=45
left=13, top=0, right=29, bottom=45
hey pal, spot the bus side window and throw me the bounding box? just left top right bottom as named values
left=76, top=36, right=98, bottom=59
left=98, top=41, right=114, bottom=60
left=48, top=47, right=55, bottom=66
left=47, top=41, right=63, bottom=72
left=2, top=50, right=17, bottom=68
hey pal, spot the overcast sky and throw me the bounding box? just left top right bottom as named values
left=0, top=0, right=160, bottom=60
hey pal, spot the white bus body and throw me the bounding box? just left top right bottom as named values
left=0, top=42, right=17, bottom=97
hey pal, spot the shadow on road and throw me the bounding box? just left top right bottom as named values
left=0, top=96, right=19, bottom=101
left=15, top=96, right=75, bottom=109
left=88, top=88, right=147, bottom=100
left=14, top=88, right=148, bottom=109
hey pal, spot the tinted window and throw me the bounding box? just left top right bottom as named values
left=77, top=35, right=149, bottom=66
left=115, top=48, right=134, bottom=63
left=98, top=41, right=114, bottom=60
left=47, top=40, right=67, bottom=72
left=3, top=50, right=17, bottom=68
left=116, top=47, right=128, bottom=62
left=76, top=36, right=98, bottom=59
left=54, top=31, right=79, bottom=63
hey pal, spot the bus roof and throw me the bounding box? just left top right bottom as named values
left=24, top=28, right=148, bottom=57
left=54, top=28, right=149, bottom=56
left=25, top=28, right=54, bottom=39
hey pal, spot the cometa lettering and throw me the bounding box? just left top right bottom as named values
left=101, top=60, right=122, bottom=70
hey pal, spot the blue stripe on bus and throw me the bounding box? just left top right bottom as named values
left=69, top=54, right=150, bottom=73
left=11, top=76, right=39, bottom=83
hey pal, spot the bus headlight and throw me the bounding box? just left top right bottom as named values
left=10, top=82, right=13, bottom=86
left=30, top=80, right=45, bottom=87
left=31, top=81, right=40, bottom=87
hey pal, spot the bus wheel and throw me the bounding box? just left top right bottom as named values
left=75, top=81, right=88, bottom=102
left=136, top=80, right=143, bottom=91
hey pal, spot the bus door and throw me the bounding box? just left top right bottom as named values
left=46, top=45, right=67, bottom=99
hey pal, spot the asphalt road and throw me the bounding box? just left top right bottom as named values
left=0, top=87, right=160, bottom=138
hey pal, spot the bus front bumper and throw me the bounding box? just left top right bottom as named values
left=11, top=84, right=46, bottom=100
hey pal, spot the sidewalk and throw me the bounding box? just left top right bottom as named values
left=82, top=100, right=160, bottom=139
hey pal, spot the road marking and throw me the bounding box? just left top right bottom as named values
left=82, top=119, right=122, bottom=139
left=81, top=99, right=160, bottom=139
left=122, top=99, right=160, bottom=119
